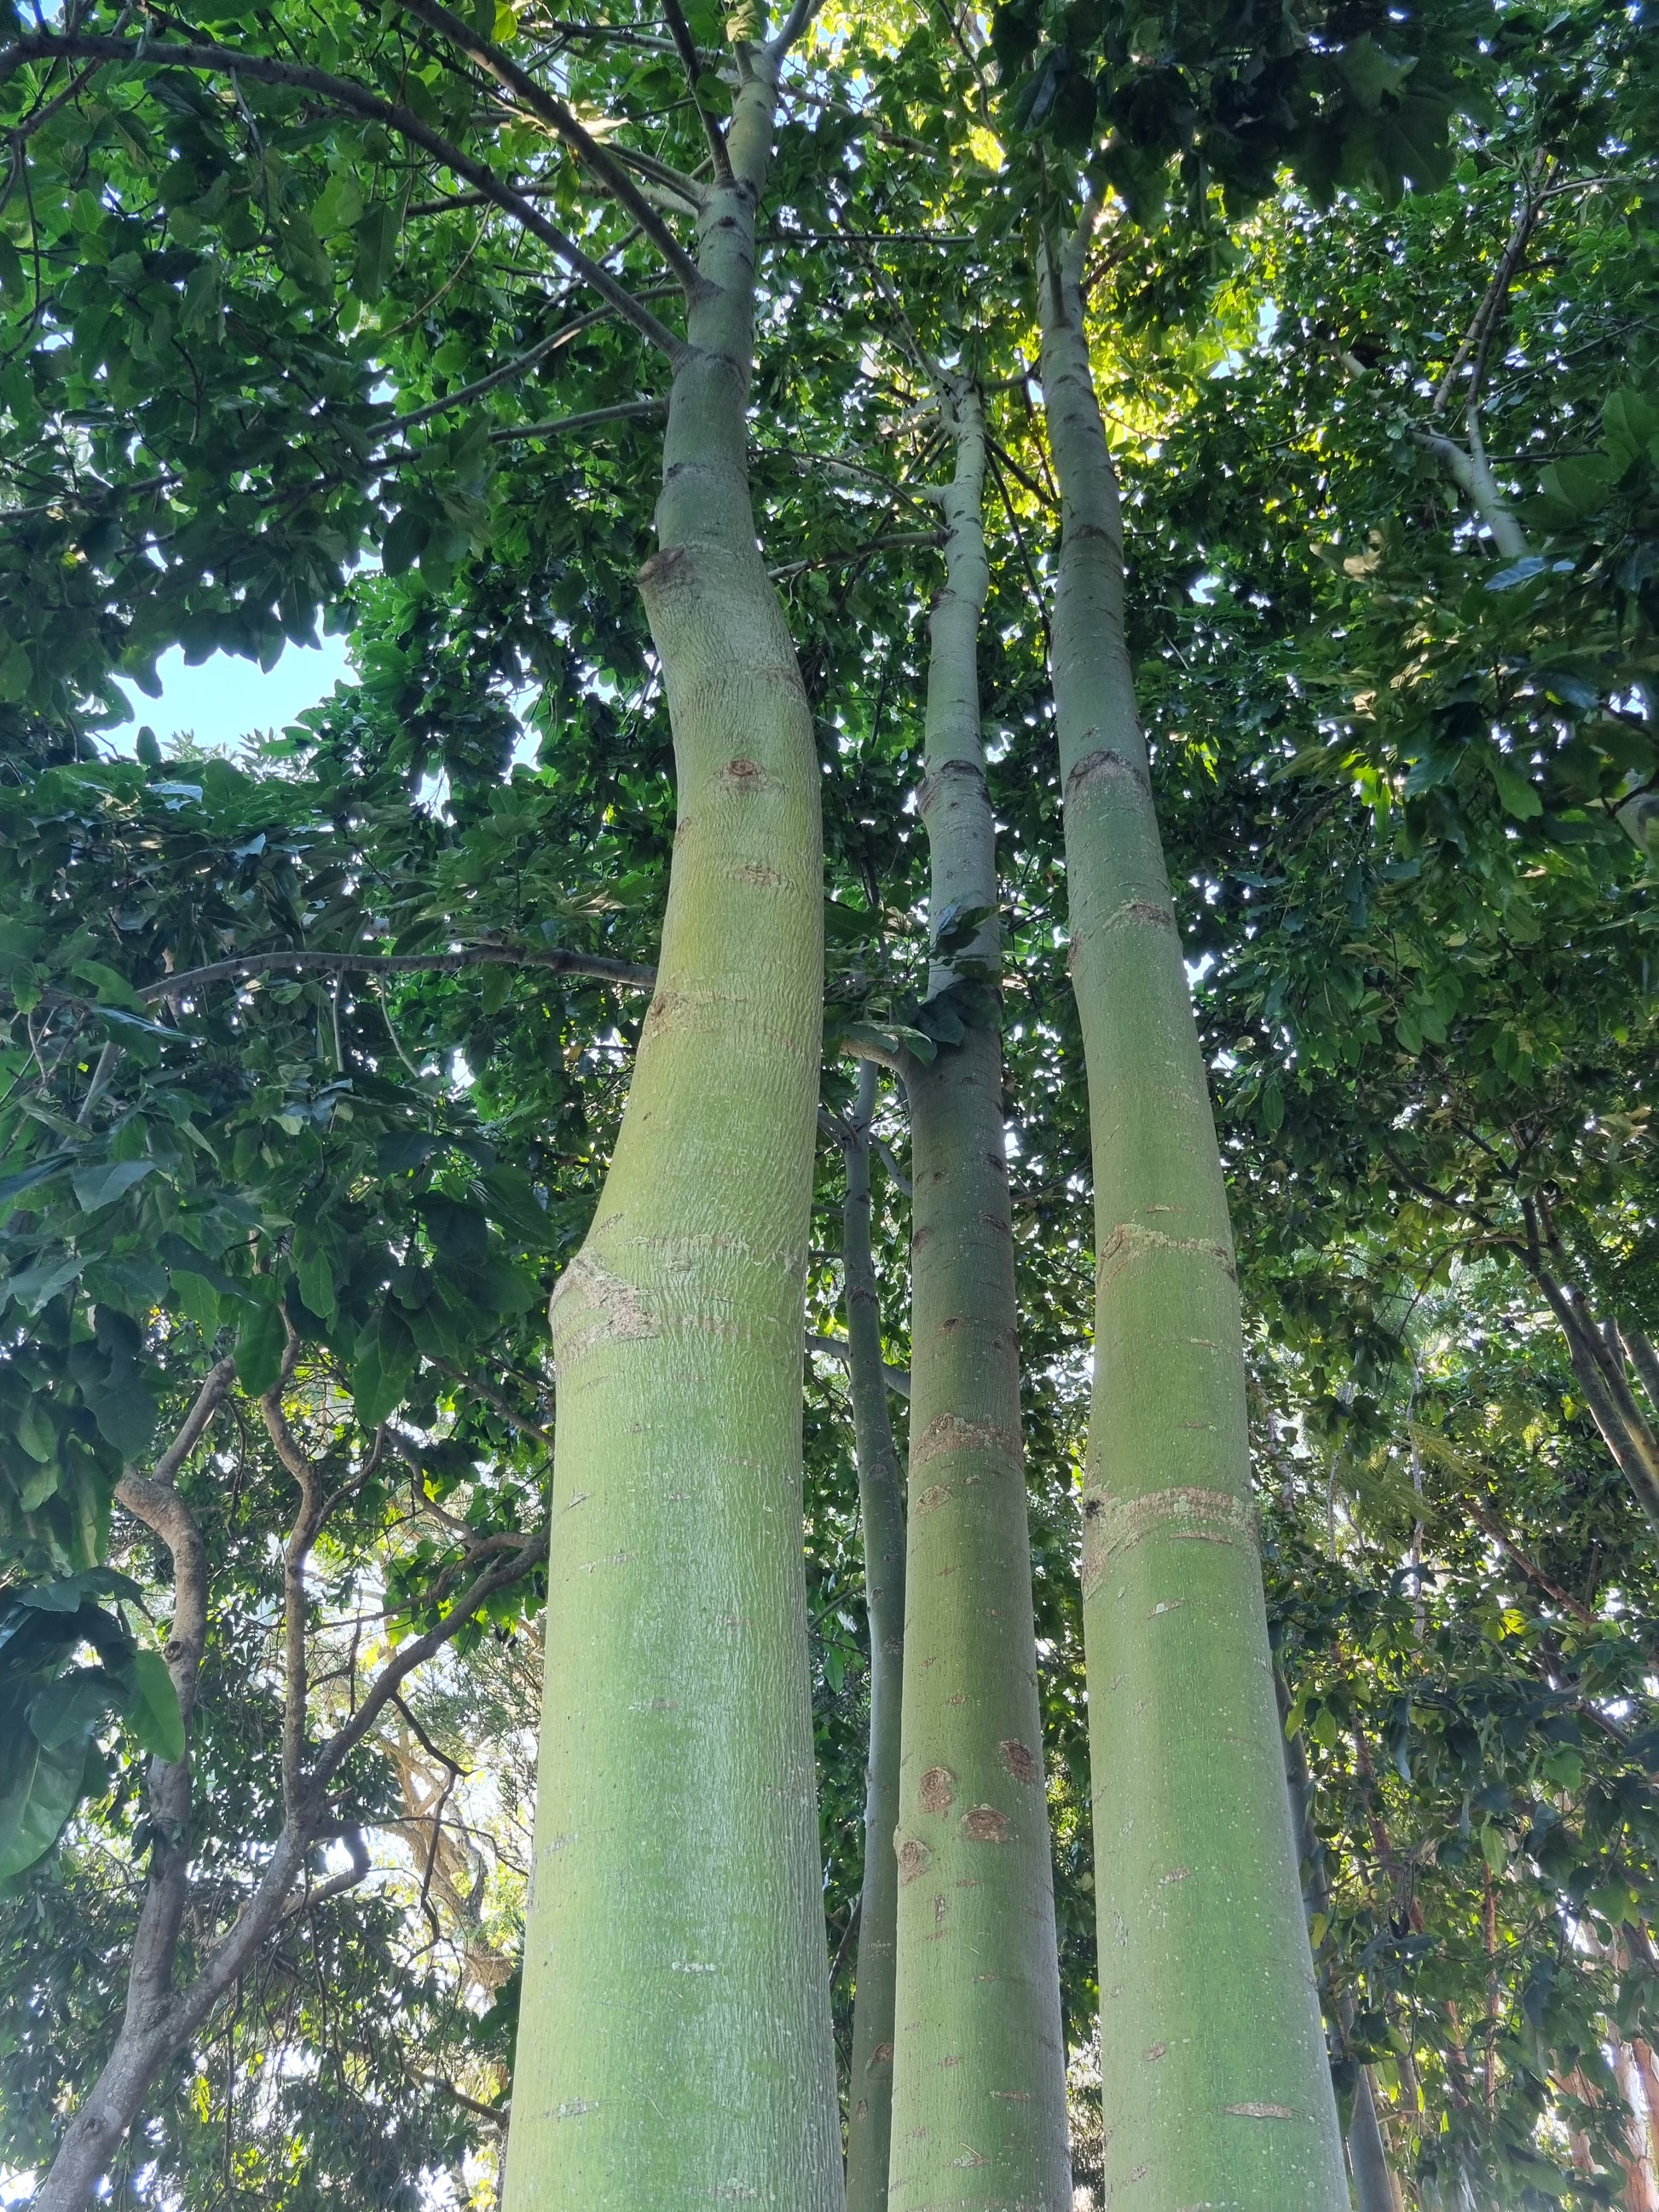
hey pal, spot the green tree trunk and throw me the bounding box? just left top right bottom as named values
left=841, top=1060, right=908, bottom=2212
left=504, top=44, right=842, bottom=2212
left=1038, top=216, right=1346, bottom=2212
left=887, top=384, right=1073, bottom=2211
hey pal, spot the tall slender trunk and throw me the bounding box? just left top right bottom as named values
left=887, top=384, right=1072, bottom=2209
left=1039, top=212, right=1346, bottom=2211
left=504, top=44, right=841, bottom=2211
left=842, top=1061, right=908, bottom=2212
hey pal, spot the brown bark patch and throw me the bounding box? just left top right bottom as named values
left=1066, top=745, right=1150, bottom=802
left=910, top=1413, right=1021, bottom=1470
left=715, top=755, right=782, bottom=798
left=1225, top=2103, right=1295, bottom=2120
left=998, top=1739, right=1038, bottom=1785
left=1158, top=1866, right=1193, bottom=1886
left=637, top=543, right=692, bottom=592
left=912, top=1482, right=954, bottom=1516
left=1080, top=1484, right=1259, bottom=1598
left=870, top=2042, right=894, bottom=2069
left=731, top=861, right=788, bottom=889
left=547, top=1250, right=656, bottom=1365
left=918, top=1765, right=957, bottom=1816
left=1143, top=2042, right=1168, bottom=2064
left=961, top=1805, right=1011, bottom=1844
left=897, top=1837, right=933, bottom=1884
left=1107, top=898, right=1176, bottom=931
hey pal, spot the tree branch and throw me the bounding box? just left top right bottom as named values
left=394, top=0, right=708, bottom=292
left=384, top=287, right=674, bottom=432
left=260, top=1349, right=325, bottom=1819
left=770, top=527, right=944, bottom=581
left=660, top=0, right=731, bottom=176
left=140, top=941, right=656, bottom=1002
left=0, top=33, right=685, bottom=360
left=490, top=395, right=667, bottom=443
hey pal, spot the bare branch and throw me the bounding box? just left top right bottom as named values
left=808, top=1330, right=910, bottom=1400
left=261, top=1349, right=325, bottom=1818
left=770, top=527, right=944, bottom=581
left=310, top=1529, right=548, bottom=1795
left=395, top=0, right=708, bottom=292
left=384, top=285, right=674, bottom=432
left=491, top=396, right=667, bottom=443
left=0, top=33, right=685, bottom=359
left=141, top=941, right=656, bottom=1002
left=660, top=0, right=731, bottom=177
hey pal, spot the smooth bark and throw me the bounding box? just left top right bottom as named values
left=1040, top=214, right=1346, bottom=2211
left=841, top=1062, right=908, bottom=2212
left=887, top=384, right=1072, bottom=2211
left=503, top=28, right=842, bottom=2211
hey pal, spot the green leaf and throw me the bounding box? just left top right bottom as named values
left=27, top=1668, right=118, bottom=1753
left=383, top=507, right=431, bottom=577
left=83, top=1363, right=159, bottom=1461
left=122, top=1649, right=185, bottom=1764
left=234, top=1301, right=287, bottom=1395
left=292, top=1227, right=338, bottom=1322
left=14, top=1395, right=56, bottom=1464
left=352, top=201, right=398, bottom=303
left=1486, top=753, right=1542, bottom=819
left=353, top=1303, right=418, bottom=1428
left=0, top=1731, right=91, bottom=1882
left=72, top=1158, right=155, bottom=1212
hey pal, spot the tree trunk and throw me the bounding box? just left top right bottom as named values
left=1039, top=212, right=1347, bottom=2212
left=503, top=43, right=841, bottom=2212
left=1349, top=2067, right=1404, bottom=2212
left=887, top=383, right=1072, bottom=2210
left=842, top=1061, right=908, bottom=2212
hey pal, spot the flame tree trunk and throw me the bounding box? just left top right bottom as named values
left=886, top=384, right=1073, bottom=2212
left=504, top=48, right=841, bottom=2212
left=1038, top=221, right=1346, bottom=2212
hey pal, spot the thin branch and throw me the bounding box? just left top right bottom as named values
left=140, top=942, right=656, bottom=1002
left=770, top=527, right=944, bottom=582
left=425, top=1357, right=555, bottom=1449
left=279, top=1827, right=371, bottom=1920
left=310, top=1528, right=548, bottom=1795
left=384, top=285, right=673, bottom=432
left=809, top=1331, right=910, bottom=1400
left=0, top=33, right=685, bottom=359
left=767, top=0, right=825, bottom=61
left=395, top=0, right=707, bottom=293
left=660, top=0, right=731, bottom=177
left=491, top=396, right=666, bottom=442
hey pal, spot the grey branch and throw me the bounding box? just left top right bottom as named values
left=492, top=396, right=668, bottom=443
left=141, top=942, right=656, bottom=1002
left=396, top=0, right=707, bottom=293
left=808, top=1331, right=910, bottom=1400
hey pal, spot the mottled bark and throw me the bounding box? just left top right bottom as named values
left=1041, top=211, right=1345, bottom=2211
left=887, top=383, right=1072, bottom=2211
left=504, top=23, right=841, bottom=2209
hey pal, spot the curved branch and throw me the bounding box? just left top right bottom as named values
left=0, top=32, right=685, bottom=359
left=140, top=941, right=656, bottom=1002
left=394, top=0, right=707, bottom=292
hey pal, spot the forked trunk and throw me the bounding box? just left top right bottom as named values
left=1038, top=214, right=1346, bottom=2211
left=887, top=384, right=1072, bottom=2210
left=504, top=49, right=841, bottom=2212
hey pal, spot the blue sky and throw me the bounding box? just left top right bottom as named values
left=112, top=634, right=356, bottom=755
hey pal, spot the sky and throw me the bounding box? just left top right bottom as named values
left=112, top=634, right=356, bottom=756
